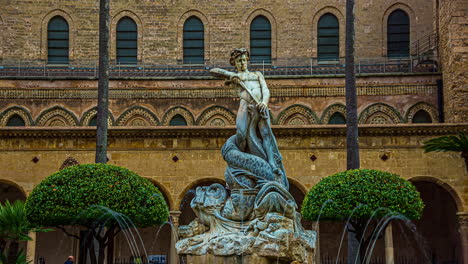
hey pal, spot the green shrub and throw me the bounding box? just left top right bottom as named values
left=301, top=169, right=424, bottom=221
left=26, top=163, right=169, bottom=228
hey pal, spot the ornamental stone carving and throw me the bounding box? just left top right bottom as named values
left=196, top=106, right=236, bottom=126
left=405, top=102, right=438, bottom=123
left=320, top=103, right=346, bottom=124
left=116, top=106, right=159, bottom=126
left=80, top=107, right=114, bottom=126
left=162, top=106, right=195, bottom=126
left=277, top=105, right=319, bottom=125
left=358, top=103, right=402, bottom=124
left=59, top=157, right=80, bottom=170
left=36, top=106, right=79, bottom=127
left=0, top=106, right=34, bottom=126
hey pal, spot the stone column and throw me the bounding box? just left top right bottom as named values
left=169, top=211, right=181, bottom=264
left=170, top=211, right=181, bottom=229
left=384, top=223, right=394, bottom=264
left=26, top=232, right=36, bottom=264
left=457, top=212, right=468, bottom=264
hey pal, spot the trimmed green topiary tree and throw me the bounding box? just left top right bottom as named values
left=25, top=163, right=169, bottom=264
left=302, top=169, right=424, bottom=263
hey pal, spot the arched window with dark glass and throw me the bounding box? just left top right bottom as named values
left=250, top=16, right=271, bottom=63
left=89, top=116, right=97, bottom=126
left=169, top=114, right=187, bottom=126
left=412, top=110, right=432, bottom=123
left=318, top=13, right=339, bottom=61
left=6, top=115, right=25, bottom=126
left=328, top=112, right=346, bottom=124
left=183, top=17, right=204, bottom=64
left=387, top=9, right=410, bottom=58
left=117, top=17, right=138, bottom=64
left=48, top=16, right=69, bottom=64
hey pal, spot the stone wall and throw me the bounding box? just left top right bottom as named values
left=0, top=0, right=434, bottom=62
left=0, top=124, right=466, bottom=212
left=438, top=0, right=468, bottom=123
left=0, top=74, right=441, bottom=127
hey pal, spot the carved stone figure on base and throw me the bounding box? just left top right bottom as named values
left=176, top=49, right=316, bottom=264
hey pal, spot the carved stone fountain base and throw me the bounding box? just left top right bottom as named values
left=185, top=254, right=271, bottom=264
left=177, top=212, right=316, bottom=264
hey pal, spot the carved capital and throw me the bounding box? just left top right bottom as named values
left=170, top=210, right=182, bottom=228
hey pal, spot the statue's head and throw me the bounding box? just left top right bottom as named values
left=230, top=48, right=250, bottom=69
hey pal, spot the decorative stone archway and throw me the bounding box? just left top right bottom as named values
left=35, top=106, right=79, bottom=127
left=0, top=106, right=34, bottom=126
left=116, top=106, right=159, bottom=126
left=196, top=106, right=236, bottom=126
left=277, top=104, right=319, bottom=125
left=162, top=106, right=195, bottom=126
left=358, top=103, right=402, bottom=124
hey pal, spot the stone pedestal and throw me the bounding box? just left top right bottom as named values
left=185, top=254, right=306, bottom=264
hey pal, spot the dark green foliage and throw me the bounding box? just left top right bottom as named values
left=423, top=133, right=468, bottom=172
left=301, top=169, right=424, bottom=221
left=25, top=163, right=169, bottom=228
left=423, top=133, right=468, bottom=153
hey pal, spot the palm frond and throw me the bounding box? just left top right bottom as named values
left=0, top=200, right=32, bottom=241
left=422, top=133, right=468, bottom=153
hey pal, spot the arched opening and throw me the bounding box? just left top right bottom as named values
left=88, top=116, right=97, bottom=126
left=183, top=16, right=204, bottom=64
left=0, top=181, right=26, bottom=204
left=387, top=9, right=410, bottom=58
left=117, top=17, right=138, bottom=64
left=0, top=181, right=28, bottom=264
left=6, top=114, right=26, bottom=126
left=412, top=110, right=432, bottom=123
left=393, top=180, right=461, bottom=263
left=113, top=180, right=172, bottom=264
left=318, top=13, right=339, bottom=61
left=288, top=179, right=313, bottom=230
left=47, top=16, right=69, bottom=64
left=328, top=112, right=346, bottom=124
left=169, top=114, right=187, bottom=126
left=250, top=16, right=271, bottom=64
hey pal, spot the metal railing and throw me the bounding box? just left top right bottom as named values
left=410, top=32, right=438, bottom=57
left=0, top=56, right=439, bottom=78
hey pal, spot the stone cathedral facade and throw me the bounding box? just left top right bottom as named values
left=0, top=0, right=466, bottom=263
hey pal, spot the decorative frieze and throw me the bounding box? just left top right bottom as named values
left=0, top=84, right=437, bottom=99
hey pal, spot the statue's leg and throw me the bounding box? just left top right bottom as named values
left=236, top=99, right=249, bottom=151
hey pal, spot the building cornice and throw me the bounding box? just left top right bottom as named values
left=0, top=124, right=466, bottom=139
left=0, top=84, right=437, bottom=99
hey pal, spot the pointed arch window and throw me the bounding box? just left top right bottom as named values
left=250, top=16, right=271, bottom=64
left=89, top=116, right=97, bottom=126
left=169, top=114, right=187, bottom=126
left=183, top=17, right=204, bottom=64
left=328, top=112, right=346, bottom=124
left=48, top=16, right=69, bottom=64
left=117, top=17, right=138, bottom=64
left=387, top=9, right=410, bottom=58
left=318, top=13, right=339, bottom=61
left=412, top=110, right=432, bottom=123
left=6, top=115, right=26, bottom=126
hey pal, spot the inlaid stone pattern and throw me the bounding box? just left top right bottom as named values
left=197, top=107, right=236, bottom=126
left=358, top=104, right=402, bottom=124
left=116, top=107, right=159, bottom=126
left=36, top=108, right=78, bottom=127
left=0, top=107, right=33, bottom=126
